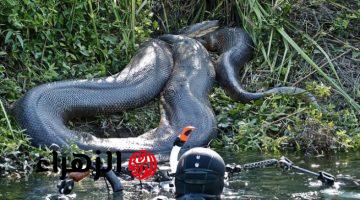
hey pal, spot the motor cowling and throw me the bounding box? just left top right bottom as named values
left=175, top=147, right=225, bottom=199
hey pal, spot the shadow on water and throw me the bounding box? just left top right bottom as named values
left=0, top=151, right=359, bottom=199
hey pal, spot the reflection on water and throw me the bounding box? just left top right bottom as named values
left=0, top=151, right=359, bottom=199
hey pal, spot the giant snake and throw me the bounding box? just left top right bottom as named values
left=12, top=21, right=319, bottom=160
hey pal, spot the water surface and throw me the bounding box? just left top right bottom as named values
left=1, top=151, right=359, bottom=199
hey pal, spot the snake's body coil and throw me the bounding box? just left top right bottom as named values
left=13, top=23, right=319, bottom=160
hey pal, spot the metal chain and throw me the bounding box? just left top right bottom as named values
left=225, top=159, right=278, bottom=173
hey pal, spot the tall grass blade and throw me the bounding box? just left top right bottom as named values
left=278, top=28, right=360, bottom=111
left=87, top=0, right=99, bottom=47
left=303, top=34, right=344, bottom=88
left=131, top=0, right=136, bottom=46
left=0, top=99, right=14, bottom=138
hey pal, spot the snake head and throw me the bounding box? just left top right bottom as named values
left=197, top=32, right=218, bottom=52
left=177, top=20, right=219, bottom=38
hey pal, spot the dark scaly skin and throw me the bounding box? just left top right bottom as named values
left=176, top=20, right=219, bottom=38
left=156, top=34, right=216, bottom=151
left=13, top=37, right=216, bottom=160
left=199, top=27, right=320, bottom=107
left=13, top=21, right=320, bottom=161
left=13, top=39, right=174, bottom=158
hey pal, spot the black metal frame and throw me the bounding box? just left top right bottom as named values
left=225, top=156, right=335, bottom=186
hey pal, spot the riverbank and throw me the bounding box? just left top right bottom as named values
left=0, top=0, right=359, bottom=178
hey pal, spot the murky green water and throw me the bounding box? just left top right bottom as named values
left=1, top=151, right=359, bottom=199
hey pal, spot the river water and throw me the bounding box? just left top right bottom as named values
left=1, top=151, right=359, bottom=199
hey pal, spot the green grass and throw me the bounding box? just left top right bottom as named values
left=0, top=0, right=359, bottom=177
left=0, top=0, right=157, bottom=177
left=157, top=0, right=359, bottom=151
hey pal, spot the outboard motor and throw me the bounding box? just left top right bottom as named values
left=174, top=147, right=225, bottom=200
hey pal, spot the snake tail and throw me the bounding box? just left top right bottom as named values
left=200, top=27, right=320, bottom=108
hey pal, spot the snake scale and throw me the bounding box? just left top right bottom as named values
left=13, top=21, right=318, bottom=159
